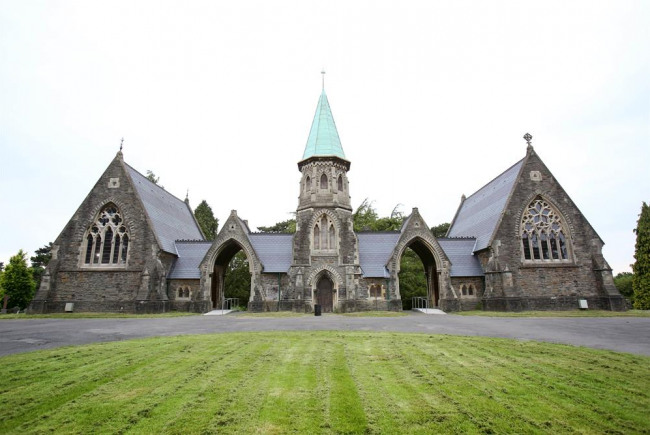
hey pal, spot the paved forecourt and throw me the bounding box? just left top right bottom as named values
left=1, top=312, right=649, bottom=357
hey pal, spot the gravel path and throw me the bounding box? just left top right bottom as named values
left=1, top=312, right=649, bottom=356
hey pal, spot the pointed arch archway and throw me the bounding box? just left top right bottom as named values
left=390, top=234, right=448, bottom=309
left=306, top=266, right=344, bottom=313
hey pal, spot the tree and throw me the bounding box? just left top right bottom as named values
left=353, top=199, right=380, bottom=231
left=633, top=202, right=650, bottom=309
left=431, top=223, right=450, bottom=238
left=0, top=250, right=36, bottom=310
left=194, top=200, right=219, bottom=240
left=614, top=272, right=634, bottom=300
left=258, top=219, right=296, bottom=233
left=224, top=251, right=250, bottom=309
left=30, top=242, right=52, bottom=287
left=145, top=170, right=163, bottom=188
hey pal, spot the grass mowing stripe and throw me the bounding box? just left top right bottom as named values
left=0, top=342, right=169, bottom=432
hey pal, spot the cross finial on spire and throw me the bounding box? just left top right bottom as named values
left=120, top=137, right=124, bottom=151
left=185, top=189, right=189, bottom=204
left=321, top=69, right=325, bottom=91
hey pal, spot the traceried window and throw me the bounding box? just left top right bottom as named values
left=337, top=175, right=343, bottom=191
left=313, top=215, right=336, bottom=252
left=83, top=204, right=129, bottom=266
left=521, top=198, right=570, bottom=261
left=320, top=173, right=328, bottom=190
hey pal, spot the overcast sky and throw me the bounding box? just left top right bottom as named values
left=1, top=1, right=648, bottom=274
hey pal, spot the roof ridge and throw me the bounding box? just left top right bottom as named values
left=175, top=239, right=212, bottom=243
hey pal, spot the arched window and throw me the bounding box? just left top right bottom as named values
left=461, top=284, right=467, bottom=296
left=337, top=175, right=343, bottom=191
left=313, top=215, right=336, bottom=252
left=177, top=286, right=191, bottom=299
left=468, top=284, right=474, bottom=296
left=305, top=176, right=311, bottom=192
left=320, top=173, right=328, bottom=190
left=521, top=198, right=570, bottom=261
left=82, top=204, right=129, bottom=266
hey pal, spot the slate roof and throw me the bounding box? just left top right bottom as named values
left=302, top=90, right=346, bottom=160
left=168, top=241, right=212, bottom=279
left=125, top=164, right=204, bottom=254
left=447, top=159, right=524, bottom=252
left=248, top=233, right=294, bottom=273
left=357, top=232, right=401, bottom=278
left=437, top=238, right=484, bottom=277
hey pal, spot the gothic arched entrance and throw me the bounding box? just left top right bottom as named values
left=210, top=240, right=252, bottom=310
left=396, top=237, right=440, bottom=309
left=316, top=276, right=334, bottom=313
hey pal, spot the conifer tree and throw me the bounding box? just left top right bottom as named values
left=0, top=250, right=36, bottom=310
left=194, top=200, right=219, bottom=241
left=633, top=202, right=650, bottom=309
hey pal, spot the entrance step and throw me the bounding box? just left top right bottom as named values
left=413, top=308, right=446, bottom=315
left=204, top=310, right=234, bottom=316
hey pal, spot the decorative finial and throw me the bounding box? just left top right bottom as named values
left=120, top=137, right=124, bottom=152
left=321, top=69, right=325, bottom=91
left=185, top=189, right=189, bottom=203
left=523, top=133, right=532, bottom=146
left=523, top=132, right=533, bottom=152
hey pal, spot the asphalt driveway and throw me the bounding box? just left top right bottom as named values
left=1, top=312, right=649, bottom=357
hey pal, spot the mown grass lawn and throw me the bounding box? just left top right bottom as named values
left=1, top=332, right=649, bottom=434
left=0, top=312, right=200, bottom=320
left=454, top=309, right=650, bottom=317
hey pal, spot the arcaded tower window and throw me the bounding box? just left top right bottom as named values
left=337, top=175, right=343, bottom=191
left=320, top=173, right=328, bottom=190
left=82, top=203, right=129, bottom=266
left=305, top=176, right=311, bottom=192
left=521, top=198, right=570, bottom=261
left=313, top=215, right=336, bottom=252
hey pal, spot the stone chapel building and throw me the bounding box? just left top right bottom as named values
left=29, top=88, right=625, bottom=314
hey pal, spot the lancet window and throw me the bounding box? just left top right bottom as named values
left=313, top=215, right=336, bottom=252
left=177, top=286, right=191, bottom=299
left=83, top=204, right=129, bottom=266
left=337, top=175, right=343, bottom=191
left=305, top=176, right=311, bottom=192
left=320, top=173, right=328, bottom=190
left=521, top=198, right=570, bottom=261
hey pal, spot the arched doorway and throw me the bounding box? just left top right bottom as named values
left=316, top=275, right=334, bottom=313
left=211, top=241, right=252, bottom=310
left=397, top=238, right=439, bottom=310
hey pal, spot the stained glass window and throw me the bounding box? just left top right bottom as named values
left=83, top=204, right=129, bottom=266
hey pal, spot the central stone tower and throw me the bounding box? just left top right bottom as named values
left=289, top=86, right=361, bottom=312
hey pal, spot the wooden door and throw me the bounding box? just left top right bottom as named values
left=317, top=277, right=334, bottom=313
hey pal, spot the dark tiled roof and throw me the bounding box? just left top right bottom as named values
left=248, top=233, right=293, bottom=273
left=437, top=238, right=484, bottom=277
left=168, top=241, right=211, bottom=279
left=447, top=159, right=523, bottom=252
left=126, top=164, right=204, bottom=254
left=357, top=232, right=401, bottom=278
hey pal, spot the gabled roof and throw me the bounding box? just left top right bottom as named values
left=302, top=90, right=346, bottom=160
left=125, top=164, right=204, bottom=254
left=248, top=233, right=293, bottom=273
left=437, top=238, right=484, bottom=277
left=358, top=232, right=401, bottom=278
left=168, top=241, right=211, bottom=279
left=447, top=159, right=524, bottom=252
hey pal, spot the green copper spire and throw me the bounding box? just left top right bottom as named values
left=302, top=89, right=346, bottom=160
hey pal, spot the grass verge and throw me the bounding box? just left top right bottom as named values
left=454, top=309, right=650, bottom=317
left=0, top=331, right=648, bottom=434
left=0, top=312, right=200, bottom=320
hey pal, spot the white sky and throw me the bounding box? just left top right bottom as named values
left=1, top=1, right=648, bottom=274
